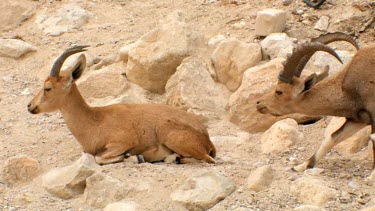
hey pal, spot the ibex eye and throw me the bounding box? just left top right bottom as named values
left=275, top=90, right=283, bottom=95
left=44, top=88, right=52, bottom=92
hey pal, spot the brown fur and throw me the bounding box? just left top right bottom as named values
left=28, top=52, right=216, bottom=165
left=257, top=44, right=375, bottom=177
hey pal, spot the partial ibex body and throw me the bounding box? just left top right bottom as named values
left=257, top=32, right=375, bottom=178
left=28, top=46, right=216, bottom=165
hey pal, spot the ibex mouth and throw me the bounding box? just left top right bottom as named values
left=27, top=104, right=39, bottom=114
left=256, top=104, right=268, bottom=114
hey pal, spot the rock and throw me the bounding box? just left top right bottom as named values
left=229, top=58, right=315, bottom=132
left=2, top=155, right=40, bottom=184
left=291, top=177, right=337, bottom=206
left=84, top=172, right=132, bottom=208
left=88, top=82, right=150, bottom=107
left=208, top=34, right=226, bottom=48
left=119, top=43, right=136, bottom=62
left=77, top=62, right=129, bottom=99
left=36, top=4, right=90, bottom=36
left=126, top=11, right=203, bottom=94
left=0, top=0, right=36, bottom=31
left=104, top=201, right=139, bottom=211
left=92, top=54, right=120, bottom=70
left=211, top=38, right=262, bottom=91
left=314, top=16, right=330, bottom=32
left=165, top=57, right=231, bottom=119
left=260, top=118, right=303, bottom=154
left=282, top=0, right=293, bottom=6
left=255, top=9, right=287, bottom=36
left=232, top=21, right=246, bottom=29
left=0, top=39, right=36, bottom=58
left=42, top=154, right=99, bottom=199
left=324, top=117, right=370, bottom=155
left=260, top=33, right=297, bottom=60
left=294, top=205, right=327, bottom=211
left=171, top=172, right=236, bottom=211
left=246, top=165, right=274, bottom=192
left=362, top=206, right=375, bottom=211
left=304, top=168, right=324, bottom=176
left=310, top=50, right=355, bottom=75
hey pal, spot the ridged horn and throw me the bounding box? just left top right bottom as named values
left=303, top=0, right=326, bottom=9
left=278, top=42, right=343, bottom=84
left=311, top=32, right=360, bottom=50
left=50, top=45, right=90, bottom=77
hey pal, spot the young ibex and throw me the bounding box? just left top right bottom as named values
left=256, top=32, right=375, bottom=178
left=28, top=46, right=216, bottom=165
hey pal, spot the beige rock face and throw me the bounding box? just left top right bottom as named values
left=211, top=38, right=262, bottom=91
left=104, top=202, right=139, bottom=211
left=228, top=58, right=284, bottom=132
left=255, top=9, right=287, bottom=36
left=260, top=33, right=296, bottom=60
left=0, top=39, right=36, bottom=58
left=260, top=119, right=303, bottom=154
left=77, top=62, right=129, bottom=99
left=291, top=177, right=337, bottom=206
left=2, top=155, right=40, bottom=184
left=171, top=172, right=236, bottom=211
left=84, top=173, right=132, bottom=208
left=126, top=11, right=203, bottom=94
left=165, top=57, right=231, bottom=119
left=246, top=165, right=274, bottom=192
left=42, top=154, right=99, bottom=199
left=0, top=0, right=35, bottom=31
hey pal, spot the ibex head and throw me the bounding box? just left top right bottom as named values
left=256, top=42, right=342, bottom=116
left=28, top=45, right=89, bottom=114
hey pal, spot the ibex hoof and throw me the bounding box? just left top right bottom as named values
left=137, top=155, right=145, bottom=164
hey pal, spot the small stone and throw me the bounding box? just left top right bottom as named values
left=296, top=10, right=304, bottom=15
left=0, top=39, right=36, bottom=58
left=282, top=0, right=293, bottom=6
left=2, top=76, right=13, bottom=82
left=314, top=16, right=330, bottom=32
left=255, top=9, right=287, bottom=36
left=304, top=168, right=325, bottom=176
left=21, top=88, right=32, bottom=95
left=208, top=34, right=226, bottom=47
left=2, top=155, right=40, bottom=184
left=232, top=21, right=246, bottom=29
left=104, top=201, right=139, bottom=211
left=246, top=165, right=274, bottom=192
left=294, top=205, right=327, bottom=211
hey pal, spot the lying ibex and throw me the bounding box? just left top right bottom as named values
left=257, top=32, right=375, bottom=178
left=28, top=46, right=216, bottom=165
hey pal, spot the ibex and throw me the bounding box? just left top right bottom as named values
left=256, top=32, right=375, bottom=178
left=27, top=46, right=216, bottom=165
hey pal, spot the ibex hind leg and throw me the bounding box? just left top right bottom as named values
left=293, top=119, right=366, bottom=172
left=94, top=144, right=128, bottom=165
left=164, top=130, right=215, bottom=164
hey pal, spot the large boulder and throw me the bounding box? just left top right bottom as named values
left=35, top=4, right=90, bottom=36
left=0, top=0, right=36, bottom=31
left=126, top=11, right=203, bottom=94
left=228, top=58, right=320, bottom=132
left=211, top=38, right=262, bottom=91
left=2, top=155, right=40, bottom=185
left=260, top=33, right=296, bottom=60
left=0, top=39, right=36, bottom=58
left=42, top=154, right=99, bottom=199
left=171, top=172, right=236, bottom=211
left=261, top=119, right=304, bottom=154
left=165, top=57, right=231, bottom=119
left=291, top=177, right=337, bottom=206
left=84, top=172, right=132, bottom=208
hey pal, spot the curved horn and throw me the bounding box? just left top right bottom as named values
left=303, top=0, right=326, bottom=9
left=279, top=42, right=343, bottom=83
left=50, top=45, right=90, bottom=77
left=311, top=32, right=360, bottom=50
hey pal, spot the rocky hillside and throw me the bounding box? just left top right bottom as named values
left=0, top=0, right=374, bottom=210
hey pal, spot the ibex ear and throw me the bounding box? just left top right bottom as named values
left=316, top=65, right=329, bottom=83
left=70, top=54, right=86, bottom=82
left=301, top=73, right=317, bottom=93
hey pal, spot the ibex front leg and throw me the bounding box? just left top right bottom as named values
left=293, top=120, right=367, bottom=172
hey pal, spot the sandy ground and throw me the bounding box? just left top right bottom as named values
left=0, top=0, right=375, bottom=210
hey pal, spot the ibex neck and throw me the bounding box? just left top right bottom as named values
left=60, top=83, right=101, bottom=153
left=296, top=75, right=357, bottom=118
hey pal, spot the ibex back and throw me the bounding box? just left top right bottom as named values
left=28, top=46, right=216, bottom=165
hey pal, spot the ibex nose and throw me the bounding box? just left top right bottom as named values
left=256, top=101, right=260, bottom=105
left=27, top=103, right=31, bottom=108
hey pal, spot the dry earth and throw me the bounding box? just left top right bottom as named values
left=0, top=0, right=375, bottom=210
